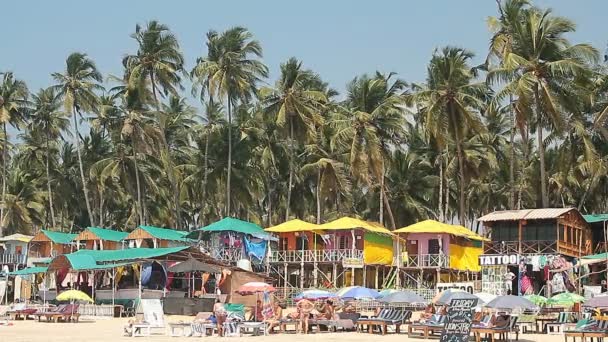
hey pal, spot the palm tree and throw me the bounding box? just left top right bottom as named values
left=488, top=7, right=599, bottom=207
left=0, top=72, right=29, bottom=236
left=123, top=20, right=185, bottom=228
left=52, top=52, right=103, bottom=226
left=260, top=58, right=327, bottom=220
left=333, top=72, right=405, bottom=228
left=0, top=168, right=45, bottom=235
left=409, top=47, right=491, bottom=223
left=29, top=87, right=71, bottom=228
left=191, top=27, right=268, bottom=217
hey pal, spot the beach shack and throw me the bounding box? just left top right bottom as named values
left=393, top=220, right=486, bottom=291
left=74, top=227, right=128, bottom=250
left=124, top=225, right=192, bottom=248
left=266, top=217, right=396, bottom=295
left=0, top=234, right=31, bottom=271
left=189, top=217, right=276, bottom=267
left=28, top=230, right=76, bottom=260
left=477, top=208, right=592, bottom=296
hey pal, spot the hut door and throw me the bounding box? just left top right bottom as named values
left=428, top=239, right=440, bottom=254
left=296, top=235, right=308, bottom=250
left=407, top=240, right=418, bottom=255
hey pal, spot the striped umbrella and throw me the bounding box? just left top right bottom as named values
left=294, top=289, right=336, bottom=301
left=236, top=282, right=276, bottom=295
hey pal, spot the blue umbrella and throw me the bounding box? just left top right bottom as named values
left=336, top=286, right=380, bottom=299
left=434, top=289, right=478, bottom=306
left=380, top=291, right=427, bottom=304
left=485, top=295, right=537, bottom=311
left=294, top=289, right=336, bottom=301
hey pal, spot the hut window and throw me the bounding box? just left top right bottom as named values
left=279, top=237, right=288, bottom=250
left=296, top=236, right=308, bottom=250
left=338, top=236, right=347, bottom=249
left=428, top=239, right=440, bottom=254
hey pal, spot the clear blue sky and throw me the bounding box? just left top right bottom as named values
left=2, top=1, right=607, bottom=103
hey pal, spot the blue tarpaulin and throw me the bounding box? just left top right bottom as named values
left=244, top=237, right=267, bottom=261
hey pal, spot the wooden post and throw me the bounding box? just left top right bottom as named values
left=374, top=266, right=379, bottom=289
left=300, top=261, right=305, bottom=290
left=138, top=263, right=142, bottom=301
left=396, top=238, right=401, bottom=288
left=363, top=265, right=367, bottom=288
left=283, top=263, right=288, bottom=298
left=313, top=234, right=318, bottom=288
left=518, top=220, right=523, bottom=254
left=332, top=263, right=337, bottom=289
left=350, top=267, right=355, bottom=286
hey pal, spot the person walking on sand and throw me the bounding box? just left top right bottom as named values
left=296, top=298, right=314, bottom=334
left=213, top=299, right=227, bottom=337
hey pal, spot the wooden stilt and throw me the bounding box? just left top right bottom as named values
left=351, top=267, right=355, bottom=286
left=375, top=266, right=379, bottom=289
left=300, top=261, right=305, bottom=289
left=363, top=265, right=367, bottom=288
left=283, top=263, right=288, bottom=298
left=332, top=263, right=337, bottom=289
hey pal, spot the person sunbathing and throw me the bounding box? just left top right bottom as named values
left=266, top=302, right=284, bottom=333
left=316, top=300, right=335, bottom=320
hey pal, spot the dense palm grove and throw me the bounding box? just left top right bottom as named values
left=1, top=0, right=607, bottom=236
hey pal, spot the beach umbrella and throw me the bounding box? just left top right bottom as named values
left=56, top=289, right=94, bottom=303
left=378, top=289, right=399, bottom=298
left=583, top=295, right=608, bottom=308
left=236, top=282, right=276, bottom=295
left=548, top=292, right=585, bottom=306
left=434, top=289, right=477, bottom=305
left=294, top=289, right=336, bottom=301
left=485, top=295, right=536, bottom=311
left=336, top=286, right=380, bottom=300
left=379, top=290, right=427, bottom=304
left=524, top=294, right=548, bottom=306
left=475, top=292, right=497, bottom=304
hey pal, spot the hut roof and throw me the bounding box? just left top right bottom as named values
left=394, top=219, right=488, bottom=241
left=126, top=225, right=192, bottom=242
left=76, top=227, right=129, bottom=242
left=477, top=208, right=576, bottom=222
left=31, top=230, right=77, bottom=244
left=318, top=217, right=393, bottom=235
left=265, top=219, right=320, bottom=233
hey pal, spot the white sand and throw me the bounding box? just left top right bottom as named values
left=1, top=316, right=548, bottom=342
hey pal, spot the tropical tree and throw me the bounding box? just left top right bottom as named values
left=123, top=20, right=185, bottom=228
left=52, top=52, right=103, bottom=226
left=0, top=72, right=29, bottom=236
left=29, top=87, right=71, bottom=227
left=191, top=27, right=268, bottom=217
left=409, top=47, right=491, bottom=223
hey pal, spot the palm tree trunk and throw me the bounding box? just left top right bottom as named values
left=73, top=107, right=95, bottom=226
left=438, top=153, right=444, bottom=222
left=445, top=149, right=450, bottom=220
left=133, top=144, right=143, bottom=226
left=150, top=71, right=182, bottom=227
left=379, top=174, right=384, bottom=225
left=45, top=131, right=56, bottom=228
left=534, top=84, right=548, bottom=207
left=380, top=161, right=396, bottom=229
left=267, top=185, right=272, bottom=226
left=285, top=116, right=294, bottom=221
left=226, top=97, right=232, bottom=217
left=0, top=123, right=7, bottom=236
left=449, top=104, right=466, bottom=223
left=202, top=127, right=210, bottom=220
left=99, top=190, right=104, bottom=227
left=509, top=95, right=516, bottom=209
left=316, top=167, right=322, bottom=224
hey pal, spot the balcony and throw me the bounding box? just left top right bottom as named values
left=210, top=247, right=243, bottom=264
left=399, top=254, right=449, bottom=268
left=0, top=253, right=27, bottom=265
left=484, top=240, right=558, bottom=255
left=268, top=249, right=363, bottom=263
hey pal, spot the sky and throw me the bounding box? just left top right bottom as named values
left=2, top=0, right=607, bottom=106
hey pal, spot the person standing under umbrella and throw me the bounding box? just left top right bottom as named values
left=296, top=298, right=314, bottom=334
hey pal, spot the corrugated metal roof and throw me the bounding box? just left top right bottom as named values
left=478, top=208, right=575, bottom=222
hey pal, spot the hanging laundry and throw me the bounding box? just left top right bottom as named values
left=244, top=236, right=267, bottom=262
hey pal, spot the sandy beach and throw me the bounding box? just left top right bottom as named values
left=0, top=316, right=551, bottom=342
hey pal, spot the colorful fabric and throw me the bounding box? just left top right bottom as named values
left=363, top=233, right=393, bottom=265
left=244, top=237, right=267, bottom=261
left=448, top=244, right=482, bottom=272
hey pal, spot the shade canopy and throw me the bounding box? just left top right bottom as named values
left=394, top=220, right=488, bottom=241
left=433, top=289, right=478, bottom=305
left=167, top=258, right=221, bottom=273
left=133, top=225, right=192, bottom=242
left=380, top=290, right=427, bottom=304
left=193, top=217, right=275, bottom=241
left=318, top=217, right=393, bottom=236
left=265, top=219, right=320, bottom=233
left=549, top=292, right=585, bottom=306
left=38, top=230, right=77, bottom=244
left=77, top=227, right=128, bottom=242
left=0, top=233, right=33, bottom=243
left=485, top=295, right=536, bottom=311
left=524, top=294, right=548, bottom=305
left=474, top=292, right=498, bottom=304
left=56, top=289, right=93, bottom=303
left=583, top=214, right=608, bottom=223
left=237, top=282, right=276, bottom=295
left=294, top=289, right=336, bottom=301
left=9, top=266, right=48, bottom=276
left=336, top=286, right=380, bottom=299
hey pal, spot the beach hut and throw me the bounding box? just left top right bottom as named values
left=189, top=217, right=276, bottom=266
left=124, top=225, right=192, bottom=248
left=0, top=233, right=31, bottom=271
left=74, top=227, right=128, bottom=250
left=394, top=220, right=487, bottom=288
left=28, top=230, right=77, bottom=260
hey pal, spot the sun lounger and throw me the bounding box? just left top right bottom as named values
left=546, top=312, right=574, bottom=334
left=358, top=309, right=412, bottom=334
left=408, top=314, right=446, bottom=339
left=34, top=304, right=72, bottom=322
left=472, top=316, right=519, bottom=342
left=565, top=319, right=608, bottom=342
left=124, top=299, right=165, bottom=337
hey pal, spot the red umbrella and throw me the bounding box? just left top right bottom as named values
left=236, top=282, right=276, bottom=295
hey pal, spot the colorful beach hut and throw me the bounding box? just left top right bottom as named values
left=124, top=225, right=192, bottom=248
left=74, top=227, right=129, bottom=250
left=394, top=220, right=487, bottom=287
left=28, top=230, right=77, bottom=259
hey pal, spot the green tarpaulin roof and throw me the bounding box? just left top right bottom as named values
left=83, top=227, right=129, bottom=242
left=582, top=252, right=608, bottom=260
left=9, top=266, right=48, bottom=275
left=583, top=214, right=608, bottom=223
left=69, top=246, right=189, bottom=263
left=138, top=226, right=192, bottom=242
left=191, top=217, right=275, bottom=240
left=60, top=254, right=131, bottom=271
left=42, top=230, right=77, bottom=244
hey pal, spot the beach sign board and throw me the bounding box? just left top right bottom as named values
left=440, top=298, right=478, bottom=342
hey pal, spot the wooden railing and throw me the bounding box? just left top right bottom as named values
left=0, top=253, right=27, bottom=265
left=484, top=240, right=558, bottom=254
left=211, top=247, right=243, bottom=263
left=400, top=254, right=449, bottom=268
left=268, top=249, right=363, bottom=263
left=596, top=242, right=607, bottom=253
